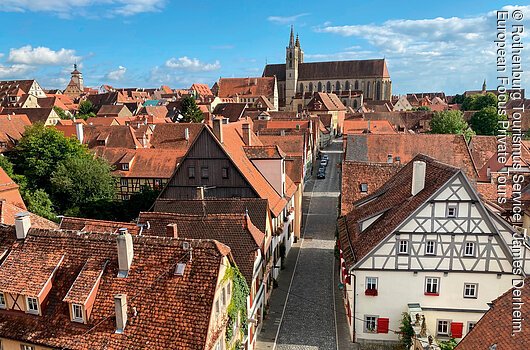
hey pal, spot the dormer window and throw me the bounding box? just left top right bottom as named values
left=0, top=292, right=5, bottom=309
left=26, top=297, right=39, bottom=315
left=122, top=163, right=129, bottom=171
left=72, top=303, right=84, bottom=322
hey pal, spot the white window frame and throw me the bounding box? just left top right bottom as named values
left=21, top=345, right=35, bottom=350
left=463, top=283, right=478, bottom=299
left=437, top=319, right=450, bottom=336
left=0, top=292, right=5, bottom=309
left=72, top=303, right=84, bottom=322
left=364, top=315, right=378, bottom=333
left=425, top=240, right=436, bottom=255
left=425, top=277, right=440, bottom=294
left=366, top=277, right=378, bottom=290
left=398, top=240, right=409, bottom=254
left=26, top=297, right=39, bottom=314
left=464, top=242, right=475, bottom=257
left=446, top=205, right=458, bottom=218
left=467, top=321, right=477, bottom=333
left=120, top=178, right=127, bottom=186
left=122, top=163, right=129, bottom=171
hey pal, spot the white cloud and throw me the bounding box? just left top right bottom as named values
left=8, top=45, right=79, bottom=65
left=0, top=0, right=166, bottom=17
left=165, top=57, right=220, bottom=72
left=313, top=5, right=530, bottom=94
left=0, top=64, right=33, bottom=78
left=106, top=65, right=127, bottom=81
left=268, top=13, right=309, bottom=25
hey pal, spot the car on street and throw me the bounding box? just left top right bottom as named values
left=322, top=154, right=329, bottom=161
left=320, top=159, right=328, bottom=167
left=317, top=169, right=326, bottom=179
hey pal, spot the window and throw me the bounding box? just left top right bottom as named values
left=120, top=178, right=127, bottom=186
left=154, top=179, right=161, bottom=187
left=437, top=320, right=450, bottom=336
left=201, top=167, right=209, bottom=179
left=447, top=205, right=457, bottom=218
left=425, top=240, right=436, bottom=255
left=221, top=288, right=226, bottom=307
left=425, top=277, right=440, bottom=295
left=365, top=277, right=378, bottom=296
left=0, top=292, right=5, bottom=309
left=364, top=315, right=377, bottom=333
left=226, top=282, right=231, bottom=299
left=72, top=303, right=83, bottom=322
left=360, top=183, right=368, bottom=193
left=215, top=299, right=220, bottom=315
left=468, top=322, right=477, bottom=333
left=464, top=242, right=475, bottom=257
left=464, top=283, right=478, bottom=298
left=26, top=297, right=38, bottom=314
left=21, top=345, right=35, bottom=350
left=188, top=166, right=195, bottom=179
left=222, top=167, right=229, bottom=179
left=398, top=240, right=409, bottom=254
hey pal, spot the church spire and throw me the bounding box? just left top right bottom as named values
left=289, top=25, right=295, bottom=48
left=482, top=79, right=487, bottom=92
left=295, top=33, right=300, bottom=47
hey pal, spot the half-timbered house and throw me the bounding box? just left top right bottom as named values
left=337, top=154, right=530, bottom=348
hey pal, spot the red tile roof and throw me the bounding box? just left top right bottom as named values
left=59, top=216, right=140, bottom=234
left=190, top=83, right=213, bottom=97
left=456, top=277, right=530, bottom=349
left=258, top=134, right=306, bottom=157
left=217, top=77, right=276, bottom=98
left=343, top=120, right=396, bottom=135
left=0, top=114, right=31, bottom=152
left=338, top=155, right=460, bottom=269
left=0, top=227, right=230, bottom=349
left=244, top=145, right=285, bottom=159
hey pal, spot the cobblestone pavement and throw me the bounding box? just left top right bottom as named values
left=256, top=138, right=348, bottom=350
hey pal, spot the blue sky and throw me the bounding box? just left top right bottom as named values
left=0, top=1, right=528, bottom=94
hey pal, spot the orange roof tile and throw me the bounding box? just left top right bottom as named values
left=217, top=77, right=276, bottom=98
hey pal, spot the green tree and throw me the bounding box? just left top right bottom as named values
left=452, top=94, right=465, bottom=104
left=23, top=189, right=56, bottom=221
left=77, top=100, right=96, bottom=120
left=398, top=312, right=414, bottom=349
left=469, top=106, right=506, bottom=135
left=439, top=338, right=458, bottom=350
left=180, top=96, right=204, bottom=123
left=50, top=157, right=117, bottom=213
left=461, top=92, right=497, bottom=111
left=53, top=106, right=69, bottom=120
left=12, top=123, right=89, bottom=191
left=430, top=110, right=469, bottom=134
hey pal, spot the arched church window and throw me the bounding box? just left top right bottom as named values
left=376, top=81, right=381, bottom=100
left=299, top=83, right=304, bottom=94
left=354, top=80, right=359, bottom=90
left=309, top=82, right=313, bottom=92
left=367, top=82, right=371, bottom=98
left=317, top=82, right=322, bottom=92
left=345, top=81, right=350, bottom=90
left=326, top=81, right=331, bottom=92
left=335, top=81, right=341, bottom=91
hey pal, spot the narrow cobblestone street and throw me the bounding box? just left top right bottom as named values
left=256, top=138, right=354, bottom=350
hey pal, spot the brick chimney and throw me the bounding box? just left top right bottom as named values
left=117, top=228, right=134, bottom=278
left=114, top=294, right=128, bottom=334
left=166, top=223, right=178, bottom=238
left=242, top=123, right=251, bottom=146
left=15, top=212, right=30, bottom=240
left=213, top=117, right=223, bottom=143
left=411, top=161, right=426, bottom=196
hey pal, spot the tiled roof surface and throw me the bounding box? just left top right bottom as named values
left=59, top=216, right=140, bottom=234
left=456, top=278, right=530, bottom=349
left=244, top=145, right=285, bottom=159
left=63, top=257, right=108, bottom=304
left=338, top=155, right=459, bottom=268
left=217, top=77, right=276, bottom=98
left=0, top=167, right=25, bottom=209
left=0, top=114, right=31, bottom=150
left=149, top=123, right=203, bottom=149
left=308, top=92, right=347, bottom=111
left=137, top=212, right=264, bottom=284
left=263, top=59, right=389, bottom=81
left=341, top=161, right=400, bottom=215
left=152, top=198, right=270, bottom=234
left=0, top=201, right=58, bottom=229
left=345, top=134, right=477, bottom=179
left=1, top=108, right=53, bottom=124
left=258, top=134, right=305, bottom=157
left=0, top=228, right=228, bottom=349
left=212, top=103, right=248, bottom=122
left=83, top=125, right=142, bottom=149
left=343, top=120, right=396, bottom=134
left=191, top=83, right=213, bottom=97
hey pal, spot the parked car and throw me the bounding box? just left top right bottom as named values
left=320, top=159, right=328, bottom=167
left=322, top=154, right=329, bottom=161
left=317, top=169, right=326, bottom=179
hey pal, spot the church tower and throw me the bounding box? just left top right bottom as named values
left=285, top=26, right=303, bottom=111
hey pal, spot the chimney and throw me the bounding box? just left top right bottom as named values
left=242, top=123, right=251, bottom=146
left=15, top=212, right=31, bottom=240
left=411, top=161, right=426, bottom=196
left=75, top=122, right=84, bottom=143
left=117, top=228, right=134, bottom=278
left=213, top=118, right=223, bottom=143
left=114, top=294, right=128, bottom=334
left=166, top=223, right=178, bottom=238
left=184, top=127, right=190, bottom=141
left=196, top=186, right=204, bottom=200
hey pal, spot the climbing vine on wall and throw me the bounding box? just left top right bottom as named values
left=223, top=265, right=250, bottom=349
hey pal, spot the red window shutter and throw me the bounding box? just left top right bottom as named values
left=377, top=318, right=389, bottom=333
left=451, top=322, right=463, bottom=338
